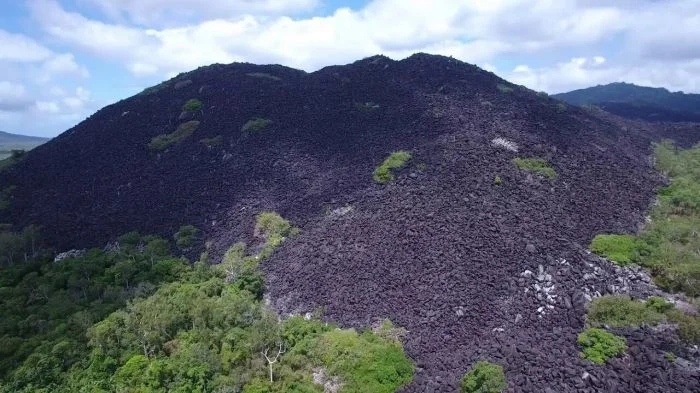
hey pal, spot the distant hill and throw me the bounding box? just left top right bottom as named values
left=554, top=82, right=700, bottom=122
left=0, top=131, right=50, bottom=159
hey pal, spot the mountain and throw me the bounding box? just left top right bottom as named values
left=1, top=54, right=699, bottom=392
left=554, top=82, right=700, bottom=122
left=0, top=131, right=50, bottom=159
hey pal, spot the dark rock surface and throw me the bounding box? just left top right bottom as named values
left=1, top=53, right=699, bottom=392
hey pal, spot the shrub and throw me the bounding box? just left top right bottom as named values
left=148, top=121, right=200, bottom=151
left=496, top=84, right=513, bottom=93
left=200, top=136, right=223, bottom=148
left=494, top=175, right=502, bottom=186
left=241, top=118, right=273, bottom=133
left=512, top=157, right=556, bottom=179
left=666, top=309, right=700, bottom=345
left=182, top=99, right=202, bottom=112
left=556, top=102, right=567, bottom=113
left=373, top=151, right=412, bottom=184
left=174, top=225, right=199, bottom=248
left=460, top=361, right=507, bottom=393
left=578, top=328, right=627, bottom=365
left=587, top=295, right=666, bottom=328
left=589, top=234, right=639, bottom=265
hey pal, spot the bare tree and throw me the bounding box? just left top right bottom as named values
left=261, top=342, right=285, bottom=383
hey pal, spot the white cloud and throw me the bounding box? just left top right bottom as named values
left=40, top=53, right=90, bottom=81
left=84, top=0, right=320, bottom=27
left=0, top=81, right=33, bottom=112
left=0, top=30, right=53, bottom=62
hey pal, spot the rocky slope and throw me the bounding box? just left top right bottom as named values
left=1, top=54, right=699, bottom=392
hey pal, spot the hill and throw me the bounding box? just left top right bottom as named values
left=554, top=82, right=700, bottom=122
left=0, top=131, right=50, bottom=160
left=0, top=54, right=699, bottom=392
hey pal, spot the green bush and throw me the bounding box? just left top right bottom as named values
left=241, top=118, right=272, bottom=133
left=512, top=157, right=556, bottom=179
left=494, top=175, right=502, bottom=186
left=556, top=102, right=567, bottom=113
left=182, top=99, right=202, bottom=112
left=174, top=225, right=199, bottom=248
left=148, top=121, right=200, bottom=151
left=578, top=328, right=627, bottom=365
left=667, top=309, right=700, bottom=345
left=587, top=295, right=666, bottom=328
left=496, top=84, right=513, bottom=93
left=373, top=151, right=412, bottom=184
left=589, top=234, right=640, bottom=265
left=460, top=361, right=507, bottom=393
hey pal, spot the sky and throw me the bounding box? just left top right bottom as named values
left=0, top=0, right=699, bottom=137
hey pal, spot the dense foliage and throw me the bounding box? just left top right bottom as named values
left=578, top=328, right=627, bottom=365
left=148, top=121, right=201, bottom=151
left=373, top=151, right=412, bottom=184
left=460, top=360, right=507, bottom=393
left=0, top=213, right=413, bottom=392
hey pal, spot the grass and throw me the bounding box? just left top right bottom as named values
left=497, top=84, right=514, bottom=93
left=512, top=157, right=556, bottom=179
left=578, top=328, right=627, bottom=365
left=494, top=175, right=502, bottom=186
left=589, top=234, right=640, bottom=265
left=200, top=135, right=223, bottom=148
left=373, top=151, right=412, bottom=184
left=182, top=98, right=202, bottom=112
left=255, top=211, right=298, bottom=260
left=241, top=118, right=273, bottom=133
left=460, top=361, right=507, bottom=393
left=148, top=121, right=200, bottom=151
left=587, top=295, right=667, bottom=328
left=246, top=72, right=282, bottom=81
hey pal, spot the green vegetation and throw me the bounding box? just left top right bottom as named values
left=182, top=98, right=203, bottom=112
left=460, top=361, right=507, bottom=393
left=173, top=225, right=199, bottom=249
left=373, top=151, right=412, bottom=184
left=0, top=225, right=41, bottom=265
left=242, top=118, right=273, bottom=133
left=0, top=186, right=16, bottom=210
left=587, top=295, right=667, bottom=328
left=577, top=328, right=627, bottom=365
left=246, top=72, right=282, bottom=81
left=200, top=135, right=224, bottom=148
left=556, top=102, right=567, bottom=113
left=494, top=175, right=502, bottom=186
left=496, top=84, right=513, bottom=93
left=666, top=309, right=700, bottom=344
left=148, top=121, right=200, bottom=151
left=589, top=234, right=640, bottom=265
left=512, top=157, right=556, bottom=179
left=664, top=352, right=677, bottom=363
left=0, top=150, right=26, bottom=170
left=589, top=141, right=700, bottom=297
left=0, top=214, right=414, bottom=392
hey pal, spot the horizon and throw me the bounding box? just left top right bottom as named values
left=1, top=0, right=699, bottom=137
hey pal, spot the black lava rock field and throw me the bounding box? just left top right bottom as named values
left=1, top=53, right=699, bottom=392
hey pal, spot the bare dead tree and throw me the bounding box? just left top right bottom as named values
left=261, top=342, right=285, bottom=383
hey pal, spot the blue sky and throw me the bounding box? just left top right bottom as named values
left=1, top=0, right=699, bottom=137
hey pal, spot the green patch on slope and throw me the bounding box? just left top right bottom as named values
left=148, top=121, right=200, bottom=151
left=373, top=151, right=412, bottom=184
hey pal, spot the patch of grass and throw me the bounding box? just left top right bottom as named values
left=173, top=225, right=199, bottom=249
left=666, top=309, right=700, bottom=345
left=556, top=102, right=567, bottom=113
left=255, top=211, right=297, bottom=259
left=496, top=84, right=514, bottom=93
left=589, top=234, right=640, bottom=265
left=494, top=175, right=502, bottom=186
left=148, top=121, right=200, bottom=151
left=373, top=151, right=412, bottom=184
left=460, top=361, right=507, bottom=393
left=310, top=328, right=414, bottom=393
left=200, top=135, right=223, bottom=148
left=241, top=118, right=273, bottom=133
left=246, top=72, right=281, bottom=81
left=139, top=81, right=170, bottom=95
left=578, top=328, right=627, bottom=365
left=512, top=157, right=556, bottom=179
left=587, top=295, right=667, bottom=328
left=182, top=98, right=202, bottom=112
left=664, top=352, right=677, bottom=363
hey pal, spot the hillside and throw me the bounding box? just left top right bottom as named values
left=0, top=131, right=50, bottom=160
left=1, top=54, right=699, bottom=392
left=554, top=82, right=700, bottom=122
